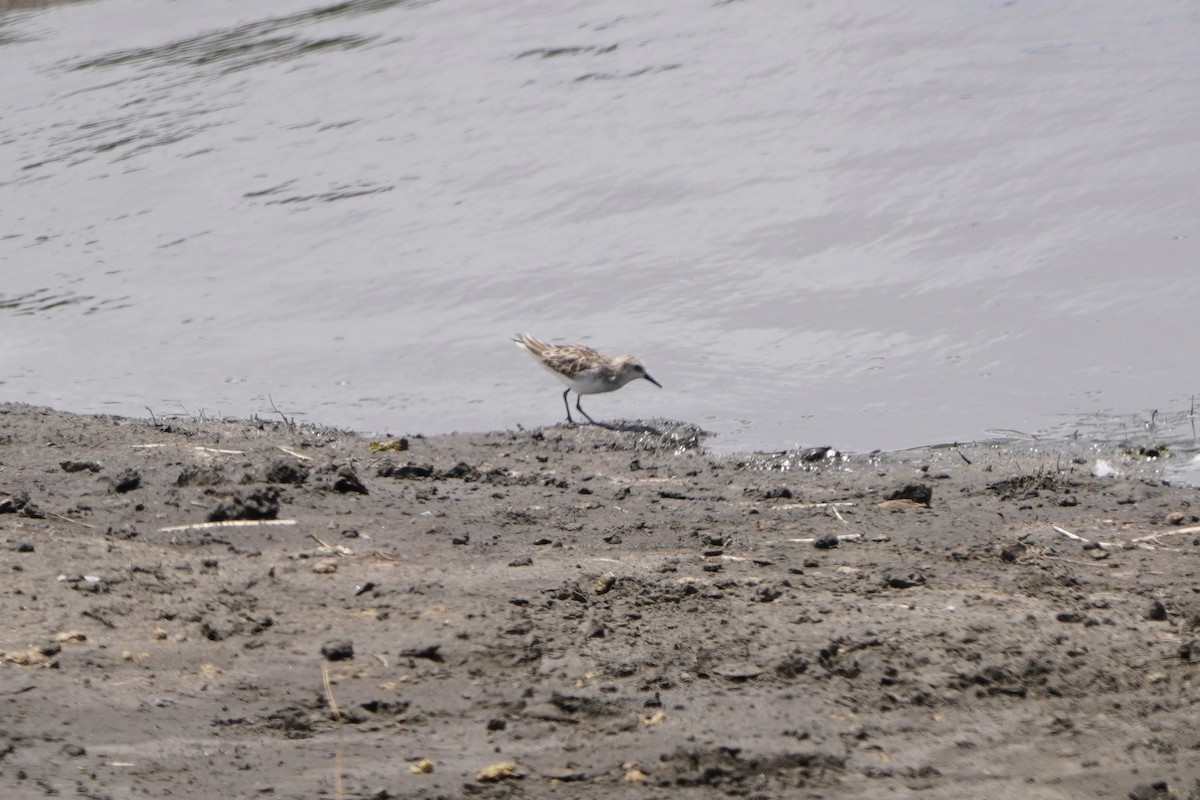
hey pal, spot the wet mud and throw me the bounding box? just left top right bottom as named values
left=2, top=403, right=1199, bottom=799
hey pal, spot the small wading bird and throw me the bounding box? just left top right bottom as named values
left=513, top=333, right=662, bottom=425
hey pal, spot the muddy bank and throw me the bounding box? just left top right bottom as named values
left=1, top=403, right=1199, bottom=799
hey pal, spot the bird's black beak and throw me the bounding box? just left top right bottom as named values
left=644, top=373, right=662, bottom=388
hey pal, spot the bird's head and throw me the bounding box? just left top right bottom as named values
left=614, top=356, right=662, bottom=389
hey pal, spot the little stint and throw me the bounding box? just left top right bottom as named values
left=513, top=333, right=662, bottom=425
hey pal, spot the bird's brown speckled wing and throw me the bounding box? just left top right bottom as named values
left=515, top=334, right=615, bottom=381
left=536, top=343, right=609, bottom=379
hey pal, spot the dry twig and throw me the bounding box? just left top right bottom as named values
left=786, top=533, right=863, bottom=544
left=1051, top=525, right=1153, bottom=551
left=771, top=502, right=856, bottom=511
left=46, top=510, right=96, bottom=529
left=268, top=394, right=291, bottom=429
left=159, top=519, right=297, bottom=533
left=311, top=534, right=353, bottom=555
left=1131, top=524, right=1200, bottom=543
left=278, top=446, right=311, bottom=461
left=322, top=666, right=345, bottom=800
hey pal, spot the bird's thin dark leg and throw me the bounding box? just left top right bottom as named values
left=575, top=394, right=599, bottom=425
left=562, top=388, right=575, bottom=425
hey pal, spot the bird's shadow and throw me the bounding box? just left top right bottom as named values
left=585, top=420, right=664, bottom=435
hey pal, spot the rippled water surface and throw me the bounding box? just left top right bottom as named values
left=2, top=0, right=1198, bottom=455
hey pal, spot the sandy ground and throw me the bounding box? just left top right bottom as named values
left=2, top=403, right=1199, bottom=800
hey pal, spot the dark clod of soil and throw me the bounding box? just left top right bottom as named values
left=333, top=464, right=368, bottom=494
left=440, top=461, right=480, bottom=480
left=885, top=573, right=926, bottom=589
left=60, top=459, right=102, bottom=473
left=1146, top=600, right=1169, bottom=621
left=320, top=640, right=355, bottom=661
left=802, top=446, right=836, bottom=462
left=0, top=491, right=43, bottom=518
left=264, top=459, right=308, bottom=484
left=885, top=483, right=932, bottom=506
left=775, top=653, right=809, bottom=678
left=1000, top=542, right=1028, bottom=562
left=813, top=533, right=840, bottom=549
left=207, top=486, right=281, bottom=521
left=1129, top=782, right=1173, bottom=800
left=398, top=644, right=442, bottom=662
left=745, top=486, right=793, bottom=500
left=111, top=468, right=141, bottom=493
left=376, top=461, right=434, bottom=479
left=754, top=585, right=783, bottom=602
left=176, top=464, right=226, bottom=487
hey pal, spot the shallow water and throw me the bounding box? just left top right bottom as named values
left=2, top=0, right=1198, bottom=456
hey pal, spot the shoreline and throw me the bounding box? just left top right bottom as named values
left=2, top=402, right=1199, bottom=799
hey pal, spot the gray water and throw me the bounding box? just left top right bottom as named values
left=2, top=0, right=1198, bottom=457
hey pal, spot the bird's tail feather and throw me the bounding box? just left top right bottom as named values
left=513, top=333, right=551, bottom=357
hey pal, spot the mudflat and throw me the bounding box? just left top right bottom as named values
left=1, top=403, right=1198, bottom=800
